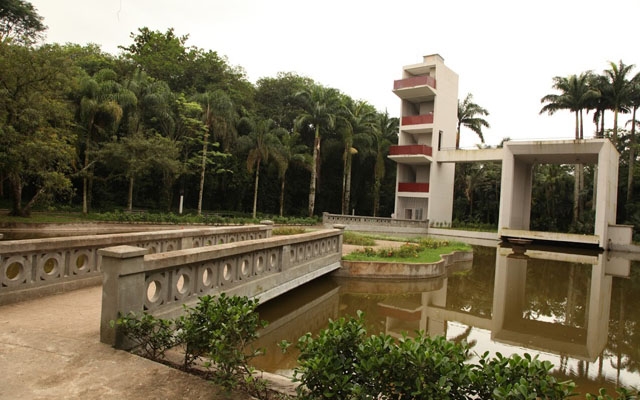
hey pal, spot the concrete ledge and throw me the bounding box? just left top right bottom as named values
left=0, top=274, right=102, bottom=306
left=334, top=250, right=472, bottom=279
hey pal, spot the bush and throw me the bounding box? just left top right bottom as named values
left=113, top=312, right=178, bottom=360
left=114, top=294, right=269, bottom=395
left=291, top=312, right=578, bottom=399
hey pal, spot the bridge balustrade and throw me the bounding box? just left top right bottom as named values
left=0, top=225, right=272, bottom=305
left=99, top=228, right=343, bottom=347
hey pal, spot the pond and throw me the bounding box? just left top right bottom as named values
left=254, top=245, right=640, bottom=394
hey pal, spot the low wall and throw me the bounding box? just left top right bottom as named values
left=335, top=250, right=472, bottom=279
left=99, top=228, right=344, bottom=347
left=0, top=224, right=272, bottom=305
left=322, top=213, right=429, bottom=234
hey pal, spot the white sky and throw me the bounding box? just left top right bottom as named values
left=29, top=0, right=640, bottom=147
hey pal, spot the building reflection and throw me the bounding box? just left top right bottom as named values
left=253, top=245, right=637, bottom=390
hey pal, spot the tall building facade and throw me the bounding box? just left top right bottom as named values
left=389, top=54, right=458, bottom=226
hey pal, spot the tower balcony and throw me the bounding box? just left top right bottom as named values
left=401, top=114, right=434, bottom=134
left=388, top=144, right=433, bottom=164
left=398, top=182, right=430, bottom=193
left=393, top=76, right=437, bottom=102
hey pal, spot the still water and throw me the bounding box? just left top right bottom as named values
left=254, top=245, right=640, bottom=394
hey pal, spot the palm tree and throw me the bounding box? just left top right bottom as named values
left=457, top=94, right=490, bottom=149
left=540, top=72, right=599, bottom=224
left=371, top=111, right=398, bottom=217
left=338, top=98, right=376, bottom=214
left=272, top=130, right=312, bottom=217
left=77, top=68, right=136, bottom=214
left=295, top=85, right=340, bottom=217
left=625, top=73, right=640, bottom=204
left=239, top=117, right=285, bottom=218
left=603, top=60, right=636, bottom=142
left=540, top=73, right=599, bottom=139
left=193, top=90, right=235, bottom=215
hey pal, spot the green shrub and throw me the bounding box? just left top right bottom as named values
left=471, top=352, right=575, bottom=399
left=291, top=311, right=578, bottom=399
left=113, top=312, right=178, bottom=360
left=114, top=294, right=269, bottom=396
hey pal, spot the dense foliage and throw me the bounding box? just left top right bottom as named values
left=291, top=311, right=580, bottom=399
left=0, top=5, right=399, bottom=219
left=115, top=294, right=271, bottom=397
left=3, top=3, right=640, bottom=241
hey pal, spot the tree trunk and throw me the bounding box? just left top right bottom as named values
left=627, top=106, right=637, bottom=204
left=127, top=176, right=134, bottom=212
left=82, top=119, right=94, bottom=215
left=308, top=126, right=320, bottom=217
left=573, top=164, right=580, bottom=224
left=342, top=146, right=353, bottom=215
left=373, top=179, right=380, bottom=217
left=252, top=159, right=261, bottom=219
left=8, top=173, right=24, bottom=216
left=197, top=133, right=208, bottom=216
left=279, top=175, right=286, bottom=217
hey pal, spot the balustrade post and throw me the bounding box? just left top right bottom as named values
left=98, top=245, right=148, bottom=347
left=333, top=224, right=345, bottom=256
left=259, top=220, right=274, bottom=238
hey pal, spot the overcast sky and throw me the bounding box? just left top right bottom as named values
left=29, top=0, right=640, bottom=147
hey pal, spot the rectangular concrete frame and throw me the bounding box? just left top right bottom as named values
left=498, top=139, right=619, bottom=248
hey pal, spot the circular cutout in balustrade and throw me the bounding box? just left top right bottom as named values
left=223, top=263, right=232, bottom=282
left=240, top=259, right=249, bottom=277
left=3, top=257, right=27, bottom=286
left=256, top=255, right=264, bottom=273
left=147, top=280, right=162, bottom=303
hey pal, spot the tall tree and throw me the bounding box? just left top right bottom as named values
left=457, top=93, right=490, bottom=149
left=76, top=68, right=136, bottom=214
left=238, top=117, right=285, bottom=218
left=193, top=90, right=235, bottom=215
left=119, top=27, right=190, bottom=92
left=271, top=130, right=312, bottom=217
left=370, top=112, right=398, bottom=217
left=540, top=72, right=599, bottom=223
left=0, top=0, right=46, bottom=45
left=626, top=73, right=640, bottom=205
left=603, top=60, right=636, bottom=143
left=295, top=85, right=340, bottom=217
left=338, top=98, right=376, bottom=214
left=99, top=133, right=181, bottom=211
left=0, top=43, right=76, bottom=216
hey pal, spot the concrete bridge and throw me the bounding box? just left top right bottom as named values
left=0, top=224, right=344, bottom=399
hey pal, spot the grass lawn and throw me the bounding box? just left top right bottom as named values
left=343, top=238, right=471, bottom=263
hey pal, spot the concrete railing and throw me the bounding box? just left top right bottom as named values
left=322, top=212, right=429, bottom=234
left=99, top=228, right=343, bottom=347
left=0, top=224, right=272, bottom=305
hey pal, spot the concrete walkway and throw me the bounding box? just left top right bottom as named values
left=0, top=285, right=253, bottom=400
left=0, top=238, right=400, bottom=399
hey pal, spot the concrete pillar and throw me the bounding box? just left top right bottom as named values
left=595, top=143, right=619, bottom=245
left=492, top=251, right=527, bottom=336
left=333, top=224, right=345, bottom=256
left=98, top=245, right=148, bottom=347
left=259, top=220, right=274, bottom=238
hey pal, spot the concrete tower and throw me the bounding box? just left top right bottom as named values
left=389, top=54, right=458, bottom=226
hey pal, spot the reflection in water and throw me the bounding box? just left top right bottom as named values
left=254, top=245, right=640, bottom=392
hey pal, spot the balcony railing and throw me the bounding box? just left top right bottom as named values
left=389, top=144, right=433, bottom=157
left=398, top=182, right=430, bottom=193
left=393, top=75, right=437, bottom=90
left=402, top=114, right=434, bottom=126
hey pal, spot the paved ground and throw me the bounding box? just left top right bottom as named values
left=0, top=239, right=401, bottom=400
left=0, top=286, right=253, bottom=400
